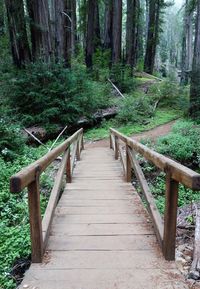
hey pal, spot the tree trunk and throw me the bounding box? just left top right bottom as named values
left=85, top=0, right=100, bottom=68
left=126, top=0, right=137, bottom=68
left=71, top=0, right=77, bottom=57
left=65, top=0, right=72, bottom=67
left=190, top=0, right=200, bottom=119
left=5, top=0, right=31, bottom=67
left=27, top=0, right=53, bottom=62
left=54, top=0, right=65, bottom=62
left=112, top=0, right=122, bottom=64
left=103, top=0, right=113, bottom=50
left=144, top=0, right=159, bottom=74
left=181, top=0, right=193, bottom=85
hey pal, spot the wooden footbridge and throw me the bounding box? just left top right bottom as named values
left=10, top=128, right=200, bottom=289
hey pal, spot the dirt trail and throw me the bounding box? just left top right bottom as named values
left=86, top=120, right=176, bottom=148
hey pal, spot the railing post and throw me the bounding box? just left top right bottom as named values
left=110, top=132, right=113, bottom=149
left=81, top=133, right=84, bottom=151
left=126, top=144, right=132, bottom=182
left=27, top=169, right=43, bottom=263
left=76, top=138, right=81, bottom=161
left=114, top=136, right=119, bottom=160
left=163, top=171, right=179, bottom=261
left=66, top=147, right=72, bottom=183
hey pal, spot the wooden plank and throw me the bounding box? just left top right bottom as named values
left=53, top=213, right=150, bottom=224
left=58, top=199, right=136, bottom=207
left=19, top=268, right=184, bottom=289
left=127, top=148, right=164, bottom=247
left=163, top=172, right=179, bottom=261
left=126, top=144, right=132, bottom=182
left=47, top=235, right=157, bottom=251
left=55, top=205, right=146, bottom=215
left=70, top=141, right=78, bottom=173
left=42, top=150, right=69, bottom=248
left=50, top=223, right=154, bottom=236
left=29, top=250, right=174, bottom=270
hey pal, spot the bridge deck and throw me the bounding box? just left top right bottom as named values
left=20, top=147, right=188, bottom=289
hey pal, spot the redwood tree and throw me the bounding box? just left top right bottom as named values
left=112, top=0, right=122, bottom=64
left=27, top=0, right=53, bottom=62
left=190, top=0, right=200, bottom=119
left=5, top=0, right=31, bottom=67
left=103, top=0, right=113, bottom=50
left=126, top=0, right=138, bottom=68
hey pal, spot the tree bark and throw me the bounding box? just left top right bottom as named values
left=103, top=0, right=113, bottom=50
left=54, top=0, right=65, bottom=62
left=190, top=0, right=200, bottom=119
left=85, top=0, right=100, bottom=68
left=126, top=0, right=137, bottom=67
left=71, top=0, right=77, bottom=57
left=181, top=0, right=193, bottom=85
left=5, top=0, right=31, bottom=67
left=27, top=0, right=53, bottom=62
left=144, top=0, right=159, bottom=74
left=112, top=0, right=122, bottom=64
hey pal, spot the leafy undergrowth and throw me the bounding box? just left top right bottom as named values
left=85, top=108, right=182, bottom=140
left=136, top=120, right=200, bottom=215
left=0, top=141, right=57, bottom=289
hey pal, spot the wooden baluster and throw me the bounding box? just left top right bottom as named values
left=76, top=138, right=81, bottom=161
left=28, top=169, right=43, bottom=263
left=126, top=144, right=131, bottom=182
left=163, top=171, right=179, bottom=260
left=110, top=134, right=113, bottom=149
left=66, top=147, right=72, bottom=183
left=114, top=136, right=119, bottom=160
left=81, top=133, right=84, bottom=151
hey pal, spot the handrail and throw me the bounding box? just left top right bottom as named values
left=10, top=128, right=84, bottom=263
left=110, top=128, right=200, bottom=261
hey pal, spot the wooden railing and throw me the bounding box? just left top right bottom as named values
left=110, top=128, right=200, bottom=261
left=10, top=128, right=84, bottom=263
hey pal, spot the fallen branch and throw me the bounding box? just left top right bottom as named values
left=108, top=78, right=125, bottom=98
left=49, top=125, right=68, bottom=151
left=24, top=128, right=49, bottom=149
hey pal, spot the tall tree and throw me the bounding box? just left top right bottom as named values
left=103, top=0, right=113, bottom=50
left=144, top=0, right=159, bottom=74
left=54, top=0, right=65, bottom=62
left=181, top=0, right=193, bottom=85
left=85, top=0, right=101, bottom=68
left=71, top=0, right=77, bottom=56
left=126, top=0, right=138, bottom=68
left=112, top=0, right=122, bottom=64
left=190, top=0, right=200, bottom=118
left=27, top=0, right=53, bottom=62
left=5, top=0, right=31, bottom=67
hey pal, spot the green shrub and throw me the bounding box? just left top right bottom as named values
left=1, top=63, right=111, bottom=129
left=149, top=80, right=189, bottom=111
left=156, top=120, right=200, bottom=167
left=0, top=118, right=25, bottom=161
left=116, top=93, right=155, bottom=124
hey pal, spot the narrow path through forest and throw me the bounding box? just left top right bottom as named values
left=86, top=120, right=176, bottom=148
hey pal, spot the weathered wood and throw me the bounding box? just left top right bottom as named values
left=126, top=145, right=132, bottom=182
left=127, top=148, right=164, bottom=247
left=118, top=145, right=126, bottom=175
left=28, top=172, right=43, bottom=263
left=76, top=137, right=81, bottom=161
left=110, top=128, right=200, bottom=190
left=42, top=150, right=69, bottom=248
left=114, top=136, right=119, bottom=160
left=71, top=141, right=78, bottom=173
left=163, top=172, right=179, bottom=261
left=10, top=129, right=83, bottom=192
left=66, top=147, right=72, bottom=183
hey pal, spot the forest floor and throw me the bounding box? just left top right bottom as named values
left=85, top=119, right=176, bottom=148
